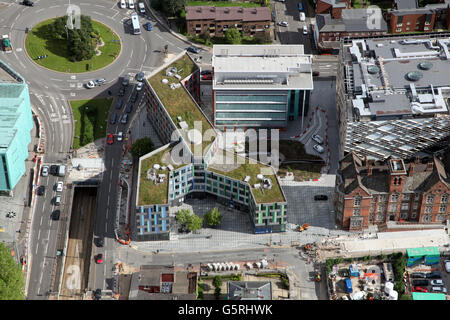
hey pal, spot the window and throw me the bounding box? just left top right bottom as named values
left=424, top=206, right=433, bottom=213
left=401, top=203, right=409, bottom=211
left=400, top=212, right=408, bottom=219
left=426, top=194, right=435, bottom=204
left=351, top=219, right=362, bottom=227
left=196, top=24, right=201, bottom=28
left=389, top=204, right=398, bottom=212
left=379, top=195, right=387, bottom=202
left=336, top=37, right=340, bottom=41
left=407, top=22, right=411, bottom=25
left=376, top=213, right=385, bottom=221
left=439, top=205, right=447, bottom=213
left=353, top=209, right=361, bottom=216
left=390, top=193, right=399, bottom=202
left=422, top=214, right=432, bottom=222
left=441, top=194, right=448, bottom=204
left=413, top=202, right=419, bottom=210
left=378, top=204, right=386, bottom=213
left=402, top=194, right=411, bottom=201
left=436, top=214, right=447, bottom=221
left=354, top=196, right=362, bottom=207
left=424, top=27, right=429, bottom=30
left=411, top=212, right=417, bottom=219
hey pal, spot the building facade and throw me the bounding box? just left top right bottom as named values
left=0, top=60, right=33, bottom=193
left=185, top=6, right=271, bottom=38
left=335, top=150, right=450, bottom=231
left=212, top=45, right=313, bottom=130
left=316, top=0, right=351, bottom=19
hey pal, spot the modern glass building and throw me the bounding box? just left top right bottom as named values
left=212, top=45, right=313, bottom=129
left=0, top=60, right=33, bottom=193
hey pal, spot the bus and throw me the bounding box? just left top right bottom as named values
left=131, top=13, right=141, bottom=35
left=297, top=1, right=303, bottom=11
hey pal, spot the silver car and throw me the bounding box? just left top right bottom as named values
left=313, top=144, right=325, bottom=153
left=312, top=134, right=324, bottom=144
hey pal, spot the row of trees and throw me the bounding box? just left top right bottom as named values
left=49, top=15, right=98, bottom=62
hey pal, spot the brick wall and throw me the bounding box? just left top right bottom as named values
left=389, top=12, right=436, bottom=33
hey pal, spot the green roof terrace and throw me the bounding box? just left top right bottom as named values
left=147, top=53, right=215, bottom=156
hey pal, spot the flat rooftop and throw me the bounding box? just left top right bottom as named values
left=213, top=45, right=313, bottom=90
left=148, top=53, right=215, bottom=155
left=0, top=61, right=22, bottom=84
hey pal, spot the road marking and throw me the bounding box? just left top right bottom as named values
left=35, top=9, right=44, bottom=13
left=93, top=11, right=104, bottom=16
left=70, top=92, right=76, bottom=97
left=61, top=105, right=66, bottom=114
left=70, top=75, right=76, bottom=80
left=16, top=48, right=22, bottom=52
left=50, top=78, right=63, bottom=82
left=37, top=229, right=41, bottom=240
left=35, top=243, right=39, bottom=255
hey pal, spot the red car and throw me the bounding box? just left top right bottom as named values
left=412, top=286, right=428, bottom=293
left=107, top=134, right=114, bottom=145
left=202, top=73, right=212, bottom=81
left=95, top=253, right=103, bottom=264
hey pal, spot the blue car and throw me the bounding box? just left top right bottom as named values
left=144, top=22, right=152, bottom=31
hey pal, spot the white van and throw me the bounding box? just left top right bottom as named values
left=128, top=0, right=134, bottom=9
left=58, top=165, right=66, bottom=177
left=138, top=2, right=145, bottom=14
left=120, top=0, right=126, bottom=8
left=299, top=12, right=306, bottom=22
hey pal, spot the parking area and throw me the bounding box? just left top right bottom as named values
left=407, top=256, right=450, bottom=295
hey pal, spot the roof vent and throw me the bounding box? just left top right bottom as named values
left=224, top=8, right=230, bottom=13
left=196, top=7, right=201, bottom=13
left=418, top=61, right=433, bottom=70
left=406, top=71, right=423, bottom=82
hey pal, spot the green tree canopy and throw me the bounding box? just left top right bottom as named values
left=212, top=275, right=222, bottom=288
left=225, top=28, right=242, bottom=44
left=0, top=243, right=24, bottom=300
left=131, top=137, right=155, bottom=159
left=162, top=0, right=186, bottom=16
left=204, top=207, right=222, bottom=227
left=176, top=209, right=203, bottom=232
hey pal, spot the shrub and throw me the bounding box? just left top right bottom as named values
left=212, top=276, right=223, bottom=289
left=214, top=287, right=221, bottom=299
left=281, top=276, right=289, bottom=289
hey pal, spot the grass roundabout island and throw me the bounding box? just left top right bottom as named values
left=25, top=16, right=121, bottom=73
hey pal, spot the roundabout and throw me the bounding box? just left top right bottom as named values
left=25, top=17, right=121, bottom=73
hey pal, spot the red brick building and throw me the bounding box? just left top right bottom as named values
left=185, top=6, right=271, bottom=38
left=316, top=0, right=351, bottom=19
left=335, top=150, right=450, bottom=231
left=388, top=0, right=436, bottom=34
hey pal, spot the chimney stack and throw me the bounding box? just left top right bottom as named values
left=408, top=162, right=414, bottom=176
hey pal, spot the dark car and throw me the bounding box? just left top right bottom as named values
left=412, top=279, right=429, bottom=286
left=125, top=102, right=133, bottom=113
left=96, top=237, right=104, bottom=247
left=136, top=72, right=144, bottom=82
left=120, top=114, right=128, bottom=124
left=23, top=0, right=34, bottom=6
left=201, top=70, right=212, bottom=76
left=122, top=75, right=130, bottom=86
left=93, top=289, right=102, bottom=300
left=314, top=195, right=328, bottom=201
left=425, top=271, right=441, bottom=279
left=36, top=185, right=45, bottom=196
left=110, top=113, right=117, bottom=125
left=313, top=71, right=320, bottom=77
left=95, top=253, right=103, bottom=264
left=52, top=210, right=60, bottom=221
left=50, top=165, right=58, bottom=175
left=410, top=272, right=426, bottom=279
left=130, top=91, right=138, bottom=103
left=187, top=46, right=200, bottom=54
left=118, top=86, right=126, bottom=97
left=115, top=98, right=123, bottom=109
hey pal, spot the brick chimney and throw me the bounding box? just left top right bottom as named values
left=426, top=161, right=434, bottom=171
left=408, top=162, right=414, bottom=176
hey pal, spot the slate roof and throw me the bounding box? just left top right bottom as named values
left=228, top=281, right=272, bottom=300
left=395, top=0, right=418, bottom=10
left=185, top=6, right=270, bottom=22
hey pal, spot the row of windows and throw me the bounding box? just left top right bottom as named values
left=357, top=193, right=448, bottom=206
left=215, top=103, right=287, bottom=111
left=215, top=112, right=286, bottom=120
left=215, top=94, right=287, bottom=103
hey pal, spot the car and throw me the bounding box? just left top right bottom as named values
left=94, top=78, right=105, bottom=86
left=201, top=70, right=212, bottom=76
left=50, top=165, right=58, bottom=175
left=96, top=237, right=104, bottom=248
left=130, top=91, right=138, bottom=103
left=136, top=72, right=145, bottom=82
left=119, top=0, right=126, bottom=8
left=410, top=272, right=426, bottom=279
left=93, top=288, right=102, bottom=300
left=430, top=279, right=444, bottom=286
left=122, top=75, right=130, bottom=86
left=299, top=12, right=306, bottom=22
left=425, top=271, right=441, bottom=279
left=125, top=103, right=133, bottom=113
left=86, top=81, right=95, bottom=89
left=313, top=71, right=320, bottom=77
left=136, top=82, right=144, bottom=91
left=128, top=0, right=134, bottom=9
left=303, top=25, right=308, bottom=35
left=56, top=181, right=63, bottom=192
left=314, top=195, right=328, bottom=201
left=138, top=2, right=146, bottom=14
left=312, top=134, right=324, bottom=144
left=110, top=113, right=117, bottom=125
left=54, top=195, right=61, bottom=205
left=313, top=144, right=325, bottom=153
left=121, top=114, right=128, bottom=124
left=115, top=98, right=123, bottom=109
left=95, top=253, right=103, bottom=264
left=277, top=21, right=288, bottom=27
left=412, top=286, right=428, bottom=293
left=22, top=0, right=34, bottom=6
left=202, top=73, right=212, bottom=81
left=41, top=165, right=49, bottom=177
left=118, top=86, right=125, bottom=97
left=431, top=286, right=447, bottom=293
left=444, top=260, right=450, bottom=273
left=107, top=133, right=114, bottom=145
left=117, top=132, right=123, bottom=141
left=36, top=186, right=45, bottom=196
left=52, top=210, right=60, bottom=221
left=144, top=22, right=152, bottom=31
left=412, top=279, right=429, bottom=286
left=187, top=46, right=200, bottom=54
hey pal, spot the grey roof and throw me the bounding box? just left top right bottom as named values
left=228, top=281, right=272, bottom=300
left=391, top=8, right=434, bottom=15
left=185, top=5, right=271, bottom=22
left=319, top=0, right=348, bottom=8
left=316, top=10, right=387, bottom=33
left=395, top=0, right=418, bottom=10
left=368, top=93, right=412, bottom=117
left=316, top=14, right=346, bottom=32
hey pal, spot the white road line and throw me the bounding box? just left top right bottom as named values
left=40, top=216, right=43, bottom=226
left=93, top=11, right=104, bottom=16
left=36, top=9, right=44, bottom=13
left=95, top=4, right=105, bottom=8
left=37, top=229, right=41, bottom=240
left=35, top=243, right=39, bottom=255
left=49, top=5, right=59, bottom=9
left=50, top=78, right=63, bottom=82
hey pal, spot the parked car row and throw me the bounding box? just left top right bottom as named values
left=411, top=270, right=448, bottom=294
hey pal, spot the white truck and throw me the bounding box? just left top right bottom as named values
left=2, top=35, right=12, bottom=53
left=138, top=2, right=146, bottom=14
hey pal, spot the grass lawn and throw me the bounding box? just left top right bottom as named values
left=70, top=98, right=113, bottom=149
left=187, top=1, right=261, bottom=8
left=25, top=18, right=120, bottom=73
left=278, top=163, right=322, bottom=182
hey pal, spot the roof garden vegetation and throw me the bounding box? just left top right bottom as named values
left=148, top=54, right=215, bottom=154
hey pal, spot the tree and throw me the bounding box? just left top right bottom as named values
left=0, top=243, right=25, bottom=300
left=212, top=276, right=222, bottom=288
left=204, top=207, right=222, bottom=227
left=161, top=0, right=186, bottom=17
left=177, top=209, right=191, bottom=225
left=225, top=28, right=242, bottom=44
left=186, top=213, right=203, bottom=232
left=131, top=137, right=155, bottom=159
